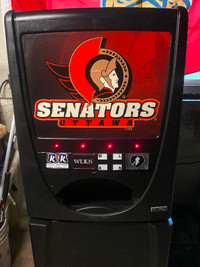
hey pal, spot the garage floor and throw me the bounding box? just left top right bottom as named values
left=9, top=227, right=34, bottom=267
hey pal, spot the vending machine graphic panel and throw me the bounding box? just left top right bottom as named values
left=23, top=31, right=170, bottom=139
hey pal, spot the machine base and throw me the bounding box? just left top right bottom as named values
left=29, top=218, right=172, bottom=267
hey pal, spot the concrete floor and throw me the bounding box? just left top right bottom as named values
left=9, top=227, right=34, bottom=267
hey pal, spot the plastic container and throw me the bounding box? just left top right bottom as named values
left=0, top=218, right=11, bottom=267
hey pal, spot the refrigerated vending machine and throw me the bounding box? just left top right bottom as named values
left=5, top=7, right=188, bottom=267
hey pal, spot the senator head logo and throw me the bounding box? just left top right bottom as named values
left=46, top=37, right=132, bottom=105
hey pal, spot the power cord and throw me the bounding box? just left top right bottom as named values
left=0, top=79, right=9, bottom=93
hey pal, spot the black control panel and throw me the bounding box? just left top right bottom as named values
left=45, top=152, right=149, bottom=170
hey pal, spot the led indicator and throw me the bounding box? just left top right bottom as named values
left=107, top=143, right=113, bottom=149
left=168, top=217, right=173, bottom=226
left=54, top=143, right=59, bottom=149
left=135, top=143, right=140, bottom=149
left=80, top=143, right=86, bottom=149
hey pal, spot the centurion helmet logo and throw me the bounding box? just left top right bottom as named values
left=34, top=37, right=159, bottom=128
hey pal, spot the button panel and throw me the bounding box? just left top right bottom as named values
left=45, top=153, right=149, bottom=170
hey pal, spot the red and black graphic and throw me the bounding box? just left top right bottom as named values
left=22, top=31, right=170, bottom=138
left=46, top=38, right=132, bottom=104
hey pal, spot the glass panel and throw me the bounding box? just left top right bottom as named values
left=23, top=31, right=171, bottom=139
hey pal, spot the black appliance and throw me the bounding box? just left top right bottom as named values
left=5, top=7, right=188, bottom=267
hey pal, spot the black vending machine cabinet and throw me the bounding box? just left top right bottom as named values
left=5, top=7, right=188, bottom=267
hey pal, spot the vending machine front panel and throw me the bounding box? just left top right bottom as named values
left=5, top=7, right=188, bottom=221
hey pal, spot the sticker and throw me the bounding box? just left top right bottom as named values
left=130, top=155, right=145, bottom=168
left=46, top=153, right=69, bottom=169
left=125, top=153, right=149, bottom=170
left=151, top=206, right=168, bottom=213
left=71, top=154, right=96, bottom=169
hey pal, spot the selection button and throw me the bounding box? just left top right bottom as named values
left=98, top=154, right=108, bottom=160
left=98, top=164, right=108, bottom=171
left=113, top=164, right=122, bottom=171
left=113, top=154, right=122, bottom=160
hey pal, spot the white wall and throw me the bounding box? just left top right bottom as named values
left=0, top=1, right=9, bottom=78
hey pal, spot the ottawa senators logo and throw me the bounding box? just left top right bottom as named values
left=35, top=35, right=161, bottom=128
left=46, top=38, right=132, bottom=105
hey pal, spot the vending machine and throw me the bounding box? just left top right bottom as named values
left=5, top=7, right=188, bottom=267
